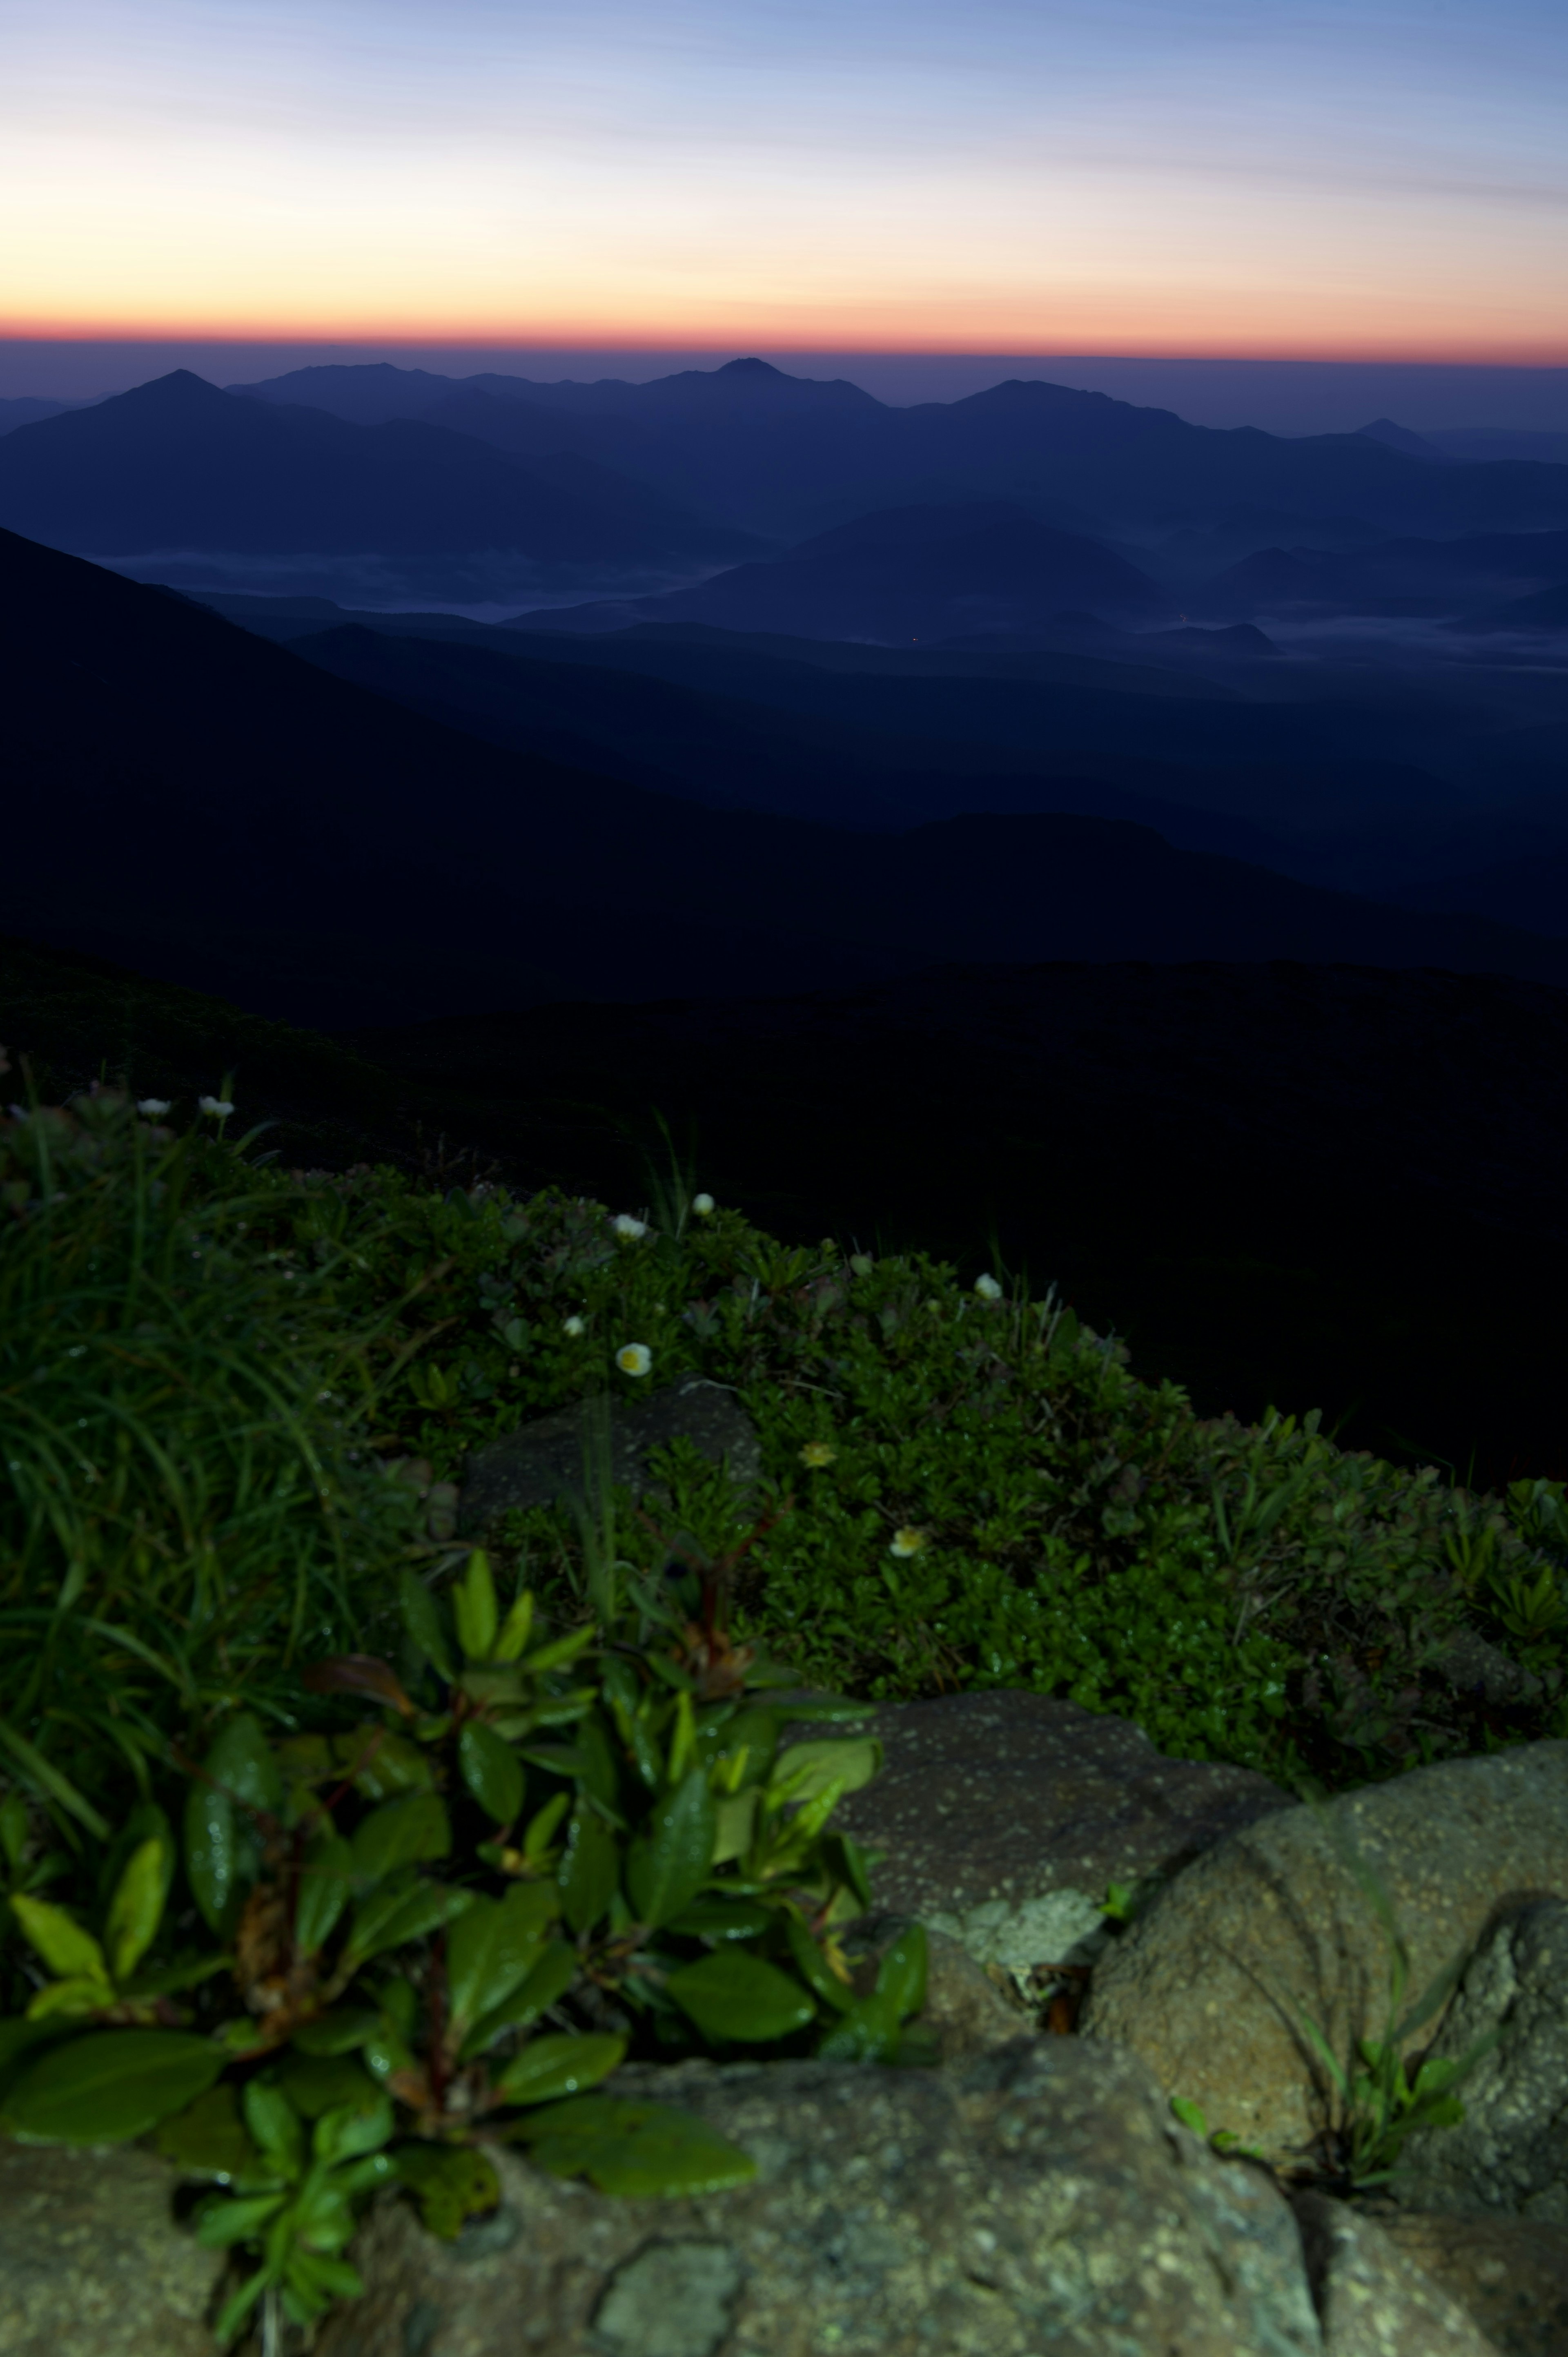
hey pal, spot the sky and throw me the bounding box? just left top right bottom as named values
left=4, top=0, right=1566, bottom=362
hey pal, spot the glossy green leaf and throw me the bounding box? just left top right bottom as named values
left=452, top=1550, right=499, bottom=1664
left=696, top=1708, right=779, bottom=1788
left=183, top=1781, right=240, bottom=1938
left=514, top=2095, right=758, bottom=2196
left=494, top=2031, right=625, bottom=2106
left=4, top=2029, right=224, bottom=2143
left=463, top=1938, right=577, bottom=2057
left=336, top=1732, right=435, bottom=1801
left=104, top=1838, right=168, bottom=1986
left=522, top=1792, right=570, bottom=1860
left=668, top=1895, right=773, bottom=1941
left=393, top=2143, right=501, bottom=2239
left=294, top=1833, right=354, bottom=1956
left=243, top=2077, right=305, bottom=2176
left=816, top=1987, right=902, bottom=2063
left=291, top=2007, right=383, bottom=2057
left=97, top=1803, right=176, bottom=1922
left=458, top=1721, right=523, bottom=1827
left=278, top=2052, right=380, bottom=2120
left=710, top=1791, right=758, bottom=1867
left=491, top=1589, right=535, bottom=1665
left=197, top=2190, right=289, bottom=2249
left=448, top=1882, right=557, bottom=2032
left=784, top=1911, right=855, bottom=2011
left=399, top=1565, right=455, bottom=1684
left=343, top=1874, right=474, bottom=1969
left=9, top=1894, right=108, bottom=1987
left=205, top=1714, right=284, bottom=1818
left=818, top=1831, right=873, bottom=1914
left=665, top=1951, right=817, bottom=2044
left=875, top=1922, right=928, bottom=2019
left=314, top=2091, right=393, bottom=2164
left=768, top=1738, right=880, bottom=1807
left=625, top=1768, right=716, bottom=1930
left=558, top=1802, right=619, bottom=1936
left=519, top=1626, right=598, bottom=1677
left=350, top=1793, right=451, bottom=1884
left=155, top=2082, right=258, bottom=2179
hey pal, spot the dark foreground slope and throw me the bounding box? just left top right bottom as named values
left=5, top=927, right=1568, bottom=1484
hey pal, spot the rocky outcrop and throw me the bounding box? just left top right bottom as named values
left=316, top=2041, right=1325, bottom=2357
left=1292, top=2192, right=1501, bottom=2355
left=1077, top=1742, right=1568, bottom=2165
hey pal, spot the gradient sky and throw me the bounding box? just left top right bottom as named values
left=5, top=0, right=1566, bottom=359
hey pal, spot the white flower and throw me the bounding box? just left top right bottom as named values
left=612, top=1213, right=648, bottom=1241
left=692, top=1193, right=715, bottom=1217
left=198, top=1095, right=234, bottom=1119
left=561, top=1314, right=586, bottom=1338
left=615, top=1343, right=652, bottom=1377
left=136, top=1098, right=172, bottom=1117
left=889, top=1527, right=927, bottom=1558
left=974, top=1274, right=1003, bottom=1301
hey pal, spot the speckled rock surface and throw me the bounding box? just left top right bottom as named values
left=1078, top=1743, right=1568, bottom=2167
left=316, top=2043, right=1325, bottom=2357
left=812, top=1689, right=1292, bottom=1982
left=0, top=2138, right=224, bottom=2357
left=458, top=1376, right=760, bottom=1530
left=844, top=1916, right=1033, bottom=2060
left=1371, top=2208, right=1568, bottom=2357
left=1292, top=2194, right=1501, bottom=2356
left=1391, top=1898, right=1568, bottom=2224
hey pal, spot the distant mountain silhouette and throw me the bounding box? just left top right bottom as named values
left=7, top=527, right=1568, bottom=1029
left=0, top=372, right=754, bottom=569
left=516, top=503, right=1172, bottom=640
left=1357, top=418, right=1448, bottom=463
left=1458, top=580, right=1568, bottom=631
left=229, top=359, right=1568, bottom=539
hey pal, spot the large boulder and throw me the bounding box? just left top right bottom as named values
left=1077, top=1742, right=1568, bottom=2165
left=819, top=1689, right=1292, bottom=1984
left=1292, top=2192, right=1502, bottom=2356
left=1369, top=2208, right=1568, bottom=2357
left=317, top=2042, right=1325, bottom=2357
left=1390, top=1897, right=1568, bottom=2223
left=0, top=2139, right=224, bottom=2357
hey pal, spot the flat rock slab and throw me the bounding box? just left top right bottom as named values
left=1079, top=1741, right=1568, bottom=2167
left=0, top=2140, right=223, bottom=2357
left=816, top=1688, right=1292, bottom=1979
left=459, top=1378, right=760, bottom=1531
left=318, top=2041, right=1323, bottom=2357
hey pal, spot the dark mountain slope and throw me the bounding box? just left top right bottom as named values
left=0, top=372, right=748, bottom=564
left=7, top=527, right=1568, bottom=1031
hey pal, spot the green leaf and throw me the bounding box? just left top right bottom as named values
left=491, top=1590, right=535, bottom=1665
left=710, top=1790, right=758, bottom=1868
left=105, top=1838, right=169, bottom=1986
left=0, top=1791, right=28, bottom=1870
left=519, top=1626, right=598, bottom=1677
left=819, top=1831, right=873, bottom=1913
left=523, top=1792, right=570, bottom=1860
left=197, top=2191, right=289, bottom=2249
left=695, top=1707, right=779, bottom=1787
left=343, top=1875, right=473, bottom=1970
left=393, top=2143, right=501, bottom=2239
left=463, top=1939, right=577, bottom=2058
left=294, top=1833, right=353, bottom=1956
left=558, top=1802, right=619, bottom=1936
left=278, top=2052, right=380, bottom=2120
left=291, top=2007, right=383, bottom=2057
left=205, top=1715, right=284, bottom=1818
left=768, top=1737, right=880, bottom=1808
left=3, top=2029, right=224, bottom=2144
left=514, top=2095, right=757, bottom=2196
left=9, top=1894, right=109, bottom=1987
left=784, top=1911, right=855, bottom=2012
left=875, top=1922, right=927, bottom=2019
left=453, top=1550, right=499, bottom=1664
left=815, top=1986, right=902, bottom=2062
left=0, top=1713, right=109, bottom=1841
left=665, top=1951, right=817, bottom=2044
left=313, top=2092, right=394, bottom=2164
left=447, top=1883, right=557, bottom=2034
left=459, top=1722, right=523, bottom=1827
left=243, top=2077, right=305, bottom=2176
left=337, top=1732, right=435, bottom=1802
left=399, top=1567, right=455, bottom=1685
left=351, top=1793, right=451, bottom=1883
left=625, top=1768, right=716, bottom=1930
left=494, top=2031, right=626, bottom=2106
left=668, top=1895, right=773, bottom=1942
left=1170, top=2096, right=1211, bottom=2138
left=155, top=2083, right=258, bottom=2179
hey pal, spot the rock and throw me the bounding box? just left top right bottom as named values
left=1390, top=1897, right=1568, bottom=2223
left=317, top=2042, right=1326, bottom=2356
left=1430, top=1629, right=1544, bottom=1709
left=842, top=1915, right=1033, bottom=2060
left=812, top=1688, right=1291, bottom=1985
left=0, top=2138, right=224, bottom=2357
left=1078, top=1742, right=1568, bottom=2167
left=1292, top=2192, right=1502, bottom=2355
left=1371, top=2207, right=1568, bottom=2357
left=458, top=1377, right=761, bottom=1531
